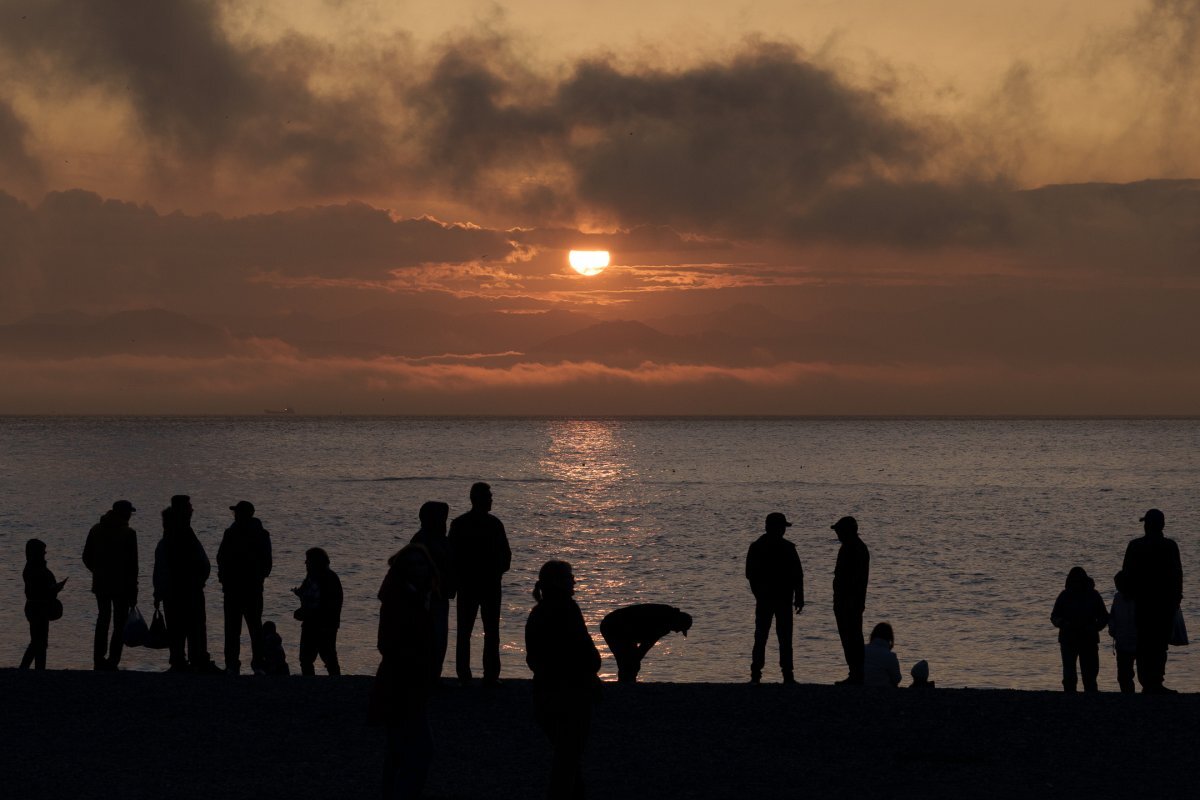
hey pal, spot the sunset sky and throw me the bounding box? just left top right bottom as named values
left=1, top=0, right=1198, bottom=414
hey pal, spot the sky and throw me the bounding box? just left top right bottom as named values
left=1, top=0, right=1198, bottom=414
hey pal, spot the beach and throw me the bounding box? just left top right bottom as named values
left=3, top=670, right=1196, bottom=799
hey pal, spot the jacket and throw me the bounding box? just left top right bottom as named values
left=216, top=517, right=272, bottom=592
left=369, top=553, right=434, bottom=724
left=1051, top=571, right=1110, bottom=645
left=82, top=512, right=138, bottom=601
left=834, top=537, right=870, bottom=612
left=448, top=510, right=511, bottom=586
left=863, top=638, right=902, bottom=687
left=295, top=568, right=344, bottom=629
left=152, top=511, right=211, bottom=601
left=410, top=527, right=456, bottom=599
left=23, top=560, right=60, bottom=622
left=1107, top=591, right=1137, bottom=653
left=1122, top=533, right=1183, bottom=609
left=746, top=534, right=804, bottom=605
left=525, top=594, right=601, bottom=694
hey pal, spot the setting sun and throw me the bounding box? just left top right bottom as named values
left=568, top=250, right=610, bottom=276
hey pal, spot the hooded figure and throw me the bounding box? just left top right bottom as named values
left=1050, top=566, right=1110, bottom=692
left=152, top=496, right=218, bottom=673
left=21, top=539, right=65, bottom=670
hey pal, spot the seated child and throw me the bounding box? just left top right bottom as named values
left=258, top=620, right=290, bottom=676
left=909, top=659, right=935, bottom=688
left=863, top=622, right=902, bottom=687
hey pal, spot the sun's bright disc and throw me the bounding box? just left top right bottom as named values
left=568, top=250, right=610, bottom=276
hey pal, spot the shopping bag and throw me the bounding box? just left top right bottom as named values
left=146, top=606, right=170, bottom=649
left=123, top=606, right=149, bottom=647
left=1170, top=607, right=1188, bottom=647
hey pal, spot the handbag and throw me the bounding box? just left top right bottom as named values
left=46, top=598, right=64, bottom=621
left=123, top=606, right=149, bottom=647
left=146, top=606, right=170, bottom=649
left=1170, top=607, right=1189, bottom=647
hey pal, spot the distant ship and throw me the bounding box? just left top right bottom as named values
left=264, top=407, right=296, bottom=415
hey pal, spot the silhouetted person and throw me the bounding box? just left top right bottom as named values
left=832, top=516, right=869, bottom=685
left=410, top=500, right=454, bottom=685
left=82, top=499, right=139, bottom=671
left=371, top=543, right=438, bottom=800
left=153, top=495, right=220, bottom=673
left=745, top=512, right=804, bottom=684
left=600, top=604, right=692, bottom=683
left=1108, top=570, right=1137, bottom=694
left=909, top=659, right=934, bottom=689
left=259, top=620, right=290, bottom=676
left=217, top=500, right=272, bottom=675
left=20, top=539, right=66, bottom=670
left=863, top=622, right=901, bottom=687
left=293, top=546, right=343, bottom=676
left=449, top=482, right=512, bottom=686
left=526, top=560, right=601, bottom=800
left=1050, top=566, right=1110, bottom=692
left=1122, top=509, right=1183, bottom=693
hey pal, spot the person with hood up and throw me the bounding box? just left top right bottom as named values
left=216, top=500, right=272, bottom=675
left=1050, top=566, right=1110, bottom=692
left=20, top=539, right=67, bottom=670
left=82, top=499, right=139, bottom=670
left=745, top=512, right=805, bottom=684
left=370, top=543, right=438, bottom=800
left=526, top=559, right=601, bottom=800
left=293, top=546, right=343, bottom=676
left=153, top=495, right=221, bottom=674
left=410, top=500, right=455, bottom=685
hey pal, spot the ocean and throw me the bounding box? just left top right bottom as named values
left=1, top=416, right=1197, bottom=690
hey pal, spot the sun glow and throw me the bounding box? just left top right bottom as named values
left=568, top=250, right=610, bottom=276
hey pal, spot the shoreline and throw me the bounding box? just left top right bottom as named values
left=4, top=670, right=1197, bottom=799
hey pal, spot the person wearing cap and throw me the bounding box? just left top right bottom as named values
left=745, top=512, right=805, bottom=684
left=600, top=603, right=693, bottom=683
left=832, top=516, right=870, bottom=686
left=1121, top=509, right=1183, bottom=693
left=410, top=501, right=455, bottom=685
left=82, top=500, right=140, bottom=670
left=217, top=500, right=273, bottom=675
left=153, top=495, right=221, bottom=673
left=449, top=482, right=512, bottom=687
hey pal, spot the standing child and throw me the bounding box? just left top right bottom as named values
left=1051, top=566, right=1110, bottom=692
left=20, top=539, right=67, bottom=670
left=1108, top=571, right=1137, bottom=694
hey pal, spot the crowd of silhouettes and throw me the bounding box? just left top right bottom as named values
left=11, top=485, right=1191, bottom=798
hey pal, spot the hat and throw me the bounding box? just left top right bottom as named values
left=1139, top=508, right=1165, bottom=525
left=112, top=500, right=136, bottom=513
left=229, top=500, right=255, bottom=515
left=766, top=512, right=792, bottom=528
left=831, top=516, right=858, bottom=533
left=170, top=494, right=191, bottom=510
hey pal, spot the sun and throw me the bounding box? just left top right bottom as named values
left=568, top=250, right=610, bottom=276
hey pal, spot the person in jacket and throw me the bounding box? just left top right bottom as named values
left=526, top=560, right=601, bottom=800
left=410, top=500, right=454, bottom=685
left=863, top=622, right=902, bottom=687
left=1107, top=570, right=1137, bottom=694
left=82, top=499, right=139, bottom=670
left=449, top=482, right=512, bottom=686
left=216, top=500, right=272, bottom=675
left=20, top=539, right=66, bottom=670
left=293, top=546, right=343, bottom=676
left=370, top=543, right=438, bottom=800
left=153, top=495, right=220, bottom=674
left=259, top=620, right=290, bottom=676
left=832, top=516, right=870, bottom=685
left=745, top=512, right=804, bottom=684
left=600, top=603, right=692, bottom=683
left=1050, top=566, right=1110, bottom=692
left=1121, top=508, right=1184, bottom=693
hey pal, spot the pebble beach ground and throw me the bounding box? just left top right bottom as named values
left=2, top=670, right=1197, bottom=799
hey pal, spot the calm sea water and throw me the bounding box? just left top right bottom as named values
left=1, top=417, right=1197, bottom=690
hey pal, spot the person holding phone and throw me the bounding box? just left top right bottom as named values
left=21, top=539, right=67, bottom=670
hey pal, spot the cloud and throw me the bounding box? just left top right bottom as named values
left=0, top=98, right=42, bottom=191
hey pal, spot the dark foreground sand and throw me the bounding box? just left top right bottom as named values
left=2, top=670, right=1197, bottom=799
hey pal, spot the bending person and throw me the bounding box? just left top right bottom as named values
left=600, top=603, right=692, bottom=683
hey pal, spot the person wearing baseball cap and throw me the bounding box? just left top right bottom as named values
left=1121, top=508, right=1183, bottom=693
left=217, top=500, right=273, bottom=675
left=82, top=500, right=140, bottom=670
left=832, top=515, right=870, bottom=686
left=746, top=512, right=805, bottom=684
